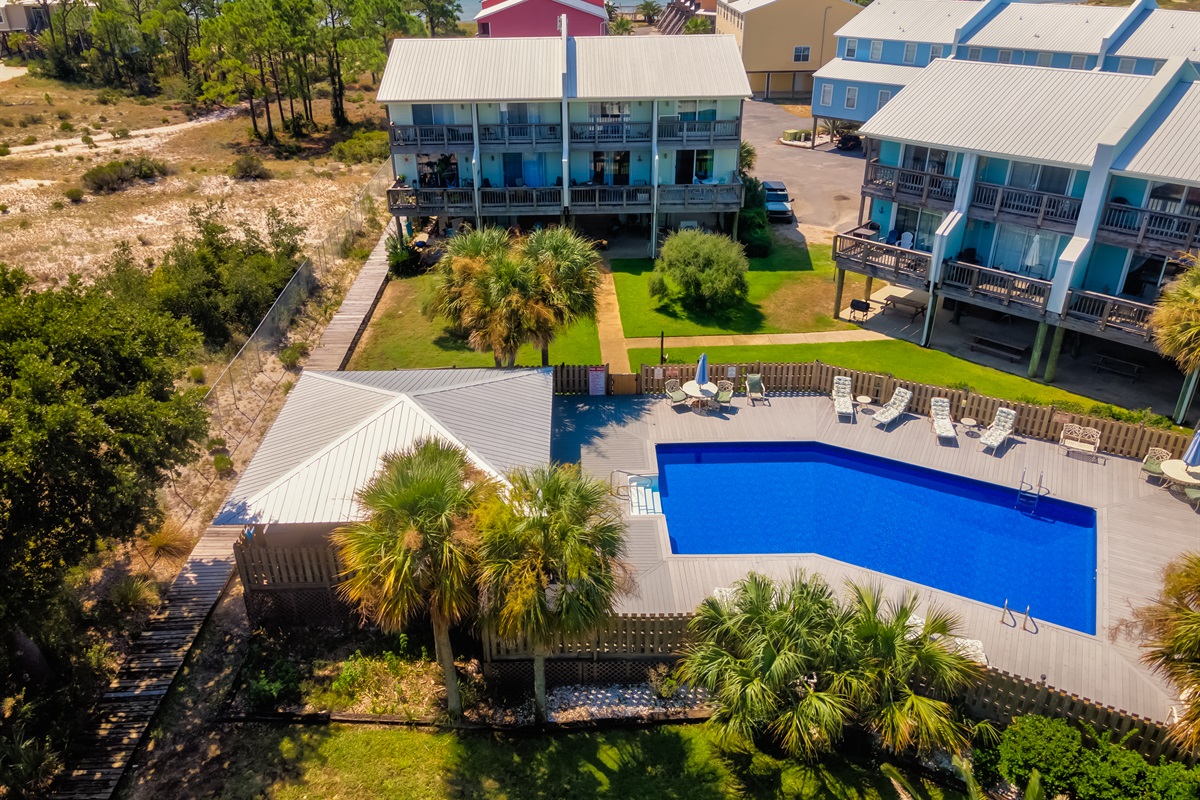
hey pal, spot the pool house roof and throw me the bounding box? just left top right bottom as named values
left=216, top=368, right=554, bottom=526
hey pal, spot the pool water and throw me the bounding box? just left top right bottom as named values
left=656, top=441, right=1098, bottom=634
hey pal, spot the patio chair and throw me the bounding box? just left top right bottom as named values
left=715, top=380, right=734, bottom=409
left=929, top=397, right=957, bottom=443
left=1185, top=486, right=1200, bottom=510
left=664, top=379, right=688, bottom=407
left=832, top=375, right=855, bottom=420
left=900, top=231, right=915, bottom=249
left=746, top=373, right=768, bottom=406
left=873, top=387, right=913, bottom=430
left=1141, top=447, right=1171, bottom=486
left=979, top=408, right=1017, bottom=455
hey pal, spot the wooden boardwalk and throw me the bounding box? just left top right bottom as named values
left=52, top=525, right=243, bottom=800
left=306, top=220, right=397, bottom=371
left=552, top=394, right=1200, bottom=722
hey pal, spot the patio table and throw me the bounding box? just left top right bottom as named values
left=683, top=380, right=718, bottom=413
left=1161, top=460, right=1200, bottom=488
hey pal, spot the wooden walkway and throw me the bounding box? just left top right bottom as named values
left=306, top=220, right=397, bottom=371
left=52, top=525, right=244, bottom=800
left=552, top=394, right=1200, bottom=722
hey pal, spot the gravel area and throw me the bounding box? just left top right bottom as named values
left=547, top=683, right=709, bottom=723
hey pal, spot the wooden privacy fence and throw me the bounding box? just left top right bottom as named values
left=234, top=539, right=349, bottom=625
left=482, top=613, right=692, bottom=661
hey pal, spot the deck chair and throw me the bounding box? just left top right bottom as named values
left=1141, top=447, right=1171, bottom=486
left=980, top=407, right=1017, bottom=455
left=715, top=380, right=734, bottom=409
left=873, top=387, right=913, bottom=430
left=664, top=379, right=688, bottom=407
left=899, top=231, right=915, bottom=249
left=929, top=397, right=957, bottom=443
left=1185, top=486, right=1200, bottom=510
left=832, top=375, right=855, bottom=420
left=746, top=373, right=767, bottom=406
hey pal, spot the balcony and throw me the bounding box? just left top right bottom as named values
left=831, top=234, right=931, bottom=289
left=940, top=261, right=1051, bottom=315
left=480, top=186, right=563, bottom=213
left=1064, top=289, right=1154, bottom=341
left=568, top=184, right=654, bottom=212
left=568, top=121, right=653, bottom=147
left=389, top=124, right=474, bottom=150
left=863, top=161, right=959, bottom=207
left=1096, top=203, right=1200, bottom=254
left=970, top=182, right=1082, bottom=229
left=656, top=119, right=741, bottom=146
left=478, top=123, right=562, bottom=149
left=657, top=182, right=744, bottom=211
left=386, top=183, right=475, bottom=215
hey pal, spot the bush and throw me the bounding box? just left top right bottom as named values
left=55, top=109, right=71, bottom=121
left=246, top=660, right=302, bottom=712
left=96, top=88, right=123, bottom=105
left=0, top=144, right=9, bottom=157
left=213, top=453, right=234, bottom=477
left=229, top=154, right=272, bottom=181
left=330, top=129, right=389, bottom=164
left=278, top=341, right=309, bottom=370
left=0, top=726, right=62, bottom=798
left=63, top=187, right=84, bottom=203
left=187, top=365, right=206, bottom=383
left=996, top=715, right=1082, bottom=795
left=647, top=662, right=679, bottom=700
left=737, top=177, right=773, bottom=257
left=81, top=134, right=94, bottom=147
left=50, top=200, right=64, bottom=210
left=108, top=574, right=161, bottom=612
left=113, top=127, right=130, bottom=139
left=142, top=519, right=192, bottom=565
left=649, top=230, right=749, bottom=313
left=58, top=120, right=73, bottom=132
left=385, top=233, right=422, bottom=277
left=81, top=156, right=169, bottom=193
left=18, top=113, right=42, bottom=127
left=20, top=135, right=35, bottom=146
left=206, top=436, right=227, bottom=452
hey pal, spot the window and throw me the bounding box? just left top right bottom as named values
left=588, top=101, right=629, bottom=119
left=991, top=224, right=1059, bottom=278
left=998, top=50, right=1012, bottom=64
left=877, top=90, right=891, bottom=111
left=929, top=44, right=943, bottom=59
left=967, top=48, right=982, bottom=61
left=478, top=21, right=490, bottom=36
left=844, top=38, right=858, bottom=59
left=1117, top=58, right=1136, bottom=74
left=1122, top=252, right=1186, bottom=300
left=905, top=145, right=950, bottom=175
left=1036, top=51, right=1052, bottom=67
left=1009, top=161, right=1071, bottom=195
left=677, top=99, right=718, bottom=121
left=1069, top=54, right=1087, bottom=69
left=819, top=83, right=833, bottom=107
left=893, top=205, right=945, bottom=253
left=869, top=40, right=882, bottom=61
left=902, top=42, right=917, bottom=64
left=845, top=86, right=858, bottom=110
left=793, top=46, right=810, bottom=63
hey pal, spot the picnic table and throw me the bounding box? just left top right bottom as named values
left=883, top=296, right=927, bottom=321
left=970, top=335, right=1029, bottom=362
left=1093, top=354, right=1144, bottom=382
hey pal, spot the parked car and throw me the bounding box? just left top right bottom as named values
left=762, top=180, right=794, bottom=223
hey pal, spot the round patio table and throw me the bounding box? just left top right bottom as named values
left=1161, top=459, right=1200, bottom=488
left=683, top=380, right=718, bottom=413
left=961, top=417, right=979, bottom=438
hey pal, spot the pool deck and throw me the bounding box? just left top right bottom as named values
left=551, top=394, right=1200, bottom=723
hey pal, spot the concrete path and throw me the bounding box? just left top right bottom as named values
left=596, top=264, right=630, bottom=372
left=626, top=329, right=887, bottom=349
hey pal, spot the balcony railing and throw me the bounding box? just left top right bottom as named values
left=386, top=183, right=475, bottom=214
left=480, top=186, right=563, bottom=213
left=941, top=261, right=1051, bottom=312
left=569, top=184, right=654, bottom=210
left=478, top=123, right=562, bottom=148
left=656, top=119, right=741, bottom=145
left=568, top=121, right=653, bottom=146
left=1064, top=289, right=1154, bottom=339
left=657, top=182, right=744, bottom=210
left=865, top=161, right=959, bottom=203
left=832, top=234, right=931, bottom=285
left=389, top=124, right=474, bottom=149
left=1097, top=203, right=1200, bottom=251
left=971, top=182, right=1082, bottom=227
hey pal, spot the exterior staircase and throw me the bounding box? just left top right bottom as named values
left=655, top=0, right=699, bottom=34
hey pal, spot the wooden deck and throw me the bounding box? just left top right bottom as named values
left=552, top=394, right=1200, bottom=722
left=305, top=220, right=397, bottom=371
left=51, top=525, right=243, bottom=800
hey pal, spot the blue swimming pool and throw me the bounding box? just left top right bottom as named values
left=656, top=441, right=1098, bottom=634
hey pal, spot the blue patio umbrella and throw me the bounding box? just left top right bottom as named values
left=1184, top=429, right=1200, bottom=468
left=696, top=353, right=708, bottom=386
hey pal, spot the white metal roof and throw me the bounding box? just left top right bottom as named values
left=1112, top=81, right=1200, bottom=185
left=814, top=57, right=924, bottom=87
left=215, top=368, right=555, bottom=525
left=859, top=60, right=1153, bottom=167
left=960, top=3, right=1128, bottom=54
left=377, top=38, right=564, bottom=103
left=1111, top=9, right=1200, bottom=62
left=727, top=0, right=859, bottom=13
left=569, top=35, right=751, bottom=99
left=476, top=0, right=607, bottom=21
left=833, top=0, right=985, bottom=44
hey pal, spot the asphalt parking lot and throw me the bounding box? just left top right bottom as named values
left=740, top=99, right=866, bottom=233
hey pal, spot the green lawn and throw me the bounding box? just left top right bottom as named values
left=628, top=340, right=1105, bottom=407
left=611, top=241, right=865, bottom=339
left=348, top=274, right=603, bottom=370
left=187, top=724, right=960, bottom=800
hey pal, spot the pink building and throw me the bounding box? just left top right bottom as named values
left=475, top=0, right=608, bottom=38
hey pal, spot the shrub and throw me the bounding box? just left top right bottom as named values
left=0, top=204, right=8, bottom=213
left=206, top=436, right=227, bottom=452
left=996, top=715, right=1082, bottom=796
left=108, top=574, right=161, bottom=612
left=96, top=89, right=123, bottom=105
left=142, top=519, right=192, bottom=565
left=63, top=187, right=84, bottom=203
left=278, top=341, right=309, bottom=370
left=385, top=233, right=423, bottom=277
left=213, top=453, right=234, bottom=477
left=229, top=154, right=272, bottom=181
left=246, top=660, right=302, bottom=712
left=81, top=156, right=169, bottom=193
left=58, top=120, right=73, bottom=132
left=113, top=127, right=131, bottom=139
left=55, top=109, right=70, bottom=120
left=50, top=200, right=64, bottom=210
left=0, top=144, right=8, bottom=157
left=20, top=135, right=35, bottom=146
left=649, top=230, right=749, bottom=312
left=0, top=726, right=61, bottom=797
left=81, top=134, right=94, bottom=147
left=188, top=365, right=206, bottom=383
left=647, top=662, right=679, bottom=700
left=330, top=129, right=389, bottom=164
left=18, top=113, right=42, bottom=127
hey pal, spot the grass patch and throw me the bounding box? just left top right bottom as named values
left=348, top=273, right=603, bottom=370
left=629, top=339, right=1106, bottom=407
left=612, top=241, right=865, bottom=338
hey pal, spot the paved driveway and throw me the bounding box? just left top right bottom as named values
left=740, top=99, right=865, bottom=232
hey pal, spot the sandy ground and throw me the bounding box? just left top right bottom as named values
left=0, top=64, right=28, bottom=83
left=8, top=106, right=241, bottom=158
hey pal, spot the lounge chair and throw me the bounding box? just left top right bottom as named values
left=664, top=379, right=688, bottom=407
left=979, top=407, right=1017, bottom=455
left=715, top=380, right=734, bottom=409
left=1141, top=447, right=1171, bottom=486
left=832, top=375, right=855, bottom=420
left=873, top=387, right=913, bottom=430
left=746, top=373, right=767, bottom=406
left=1185, top=486, right=1200, bottom=510
left=929, top=397, right=957, bottom=443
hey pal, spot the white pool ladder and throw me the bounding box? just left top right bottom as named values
left=1016, top=467, right=1043, bottom=513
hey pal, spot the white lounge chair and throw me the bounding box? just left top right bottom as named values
left=930, top=397, right=957, bottom=443
left=874, top=387, right=913, bottom=430
left=832, top=375, right=855, bottom=420
left=980, top=407, right=1017, bottom=455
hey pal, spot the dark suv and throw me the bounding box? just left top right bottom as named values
left=762, top=181, right=794, bottom=223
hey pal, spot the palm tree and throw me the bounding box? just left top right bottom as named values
left=1150, top=255, right=1200, bottom=421
left=738, top=140, right=757, bottom=176
left=477, top=463, right=628, bottom=723
left=604, top=1, right=617, bottom=19
left=332, top=439, right=490, bottom=718
left=609, top=17, right=635, bottom=35
left=636, top=0, right=662, bottom=22
left=521, top=227, right=602, bottom=367
left=683, top=16, right=712, bottom=34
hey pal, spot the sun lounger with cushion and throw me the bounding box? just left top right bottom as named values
left=929, top=397, right=957, bottom=442
left=873, top=387, right=913, bottom=430
left=980, top=408, right=1017, bottom=455
left=832, top=375, right=854, bottom=420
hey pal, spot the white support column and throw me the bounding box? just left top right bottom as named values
left=470, top=103, right=482, bottom=228
left=560, top=16, right=571, bottom=218
left=650, top=99, right=659, bottom=257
